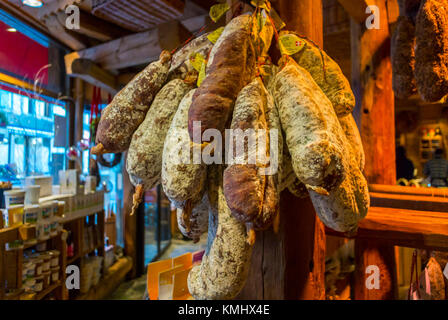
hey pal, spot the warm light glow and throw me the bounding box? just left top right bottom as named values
left=22, top=0, right=43, bottom=8
left=6, top=28, right=17, bottom=32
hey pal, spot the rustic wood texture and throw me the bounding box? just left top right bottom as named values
left=350, top=0, right=397, bottom=300
left=328, top=206, right=448, bottom=252
left=91, top=0, right=186, bottom=32
left=369, top=184, right=448, bottom=197
left=64, top=19, right=192, bottom=72
left=351, top=2, right=396, bottom=185
left=70, top=58, right=118, bottom=94
left=354, top=240, right=397, bottom=299
left=238, top=0, right=326, bottom=300
left=370, top=192, right=448, bottom=212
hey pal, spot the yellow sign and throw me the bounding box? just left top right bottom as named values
left=209, top=3, right=230, bottom=22
left=207, top=27, right=225, bottom=44
left=190, top=53, right=206, bottom=73
left=279, top=34, right=306, bottom=56
left=197, top=61, right=206, bottom=87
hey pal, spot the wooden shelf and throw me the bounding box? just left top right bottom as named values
left=60, top=204, right=105, bottom=224
left=67, top=254, right=81, bottom=265
left=1, top=191, right=105, bottom=300
left=76, top=257, right=132, bottom=300
left=34, top=281, right=61, bottom=300
left=23, top=232, right=61, bottom=250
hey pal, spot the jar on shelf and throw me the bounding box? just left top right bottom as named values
left=34, top=276, right=43, bottom=292
left=50, top=266, right=60, bottom=283
left=32, top=257, right=43, bottom=276
left=48, top=250, right=60, bottom=267
left=40, top=253, right=51, bottom=273
left=42, top=271, right=51, bottom=289
left=8, top=205, right=24, bottom=227
left=23, top=205, right=41, bottom=224
left=41, top=202, right=53, bottom=220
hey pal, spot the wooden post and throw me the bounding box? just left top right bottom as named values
left=238, top=0, right=326, bottom=300
left=350, top=0, right=397, bottom=300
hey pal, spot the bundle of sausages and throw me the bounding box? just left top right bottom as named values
left=392, top=0, right=448, bottom=102
left=91, top=10, right=369, bottom=300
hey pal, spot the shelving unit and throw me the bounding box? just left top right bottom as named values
left=0, top=191, right=110, bottom=300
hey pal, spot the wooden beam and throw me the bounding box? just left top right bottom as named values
left=238, top=0, right=326, bottom=300
left=70, top=58, right=118, bottom=94
left=36, top=0, right=85, bottom=20
left=327, top=206, right=448, bottom=252
left=44, top=13, right=87, bottom=50
left=370, top=192, right=448, bottom=212
left=64, top=18, right=194, bottom=72
left=350, top=0, right=397, bottom=300
left=54, top=9, right=130, bottom=42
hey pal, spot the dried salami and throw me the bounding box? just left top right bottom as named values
left=188, top=14, right=257, bottom=141
left=392, top=16, right=417, bottom=99
left=161, top=89, right=207, bottom=210
left=309, top=153, right=370, bottom=233
left=284, top=31, right=355, bottom=117
left=126, top=77, right=194, bottom=190
left=338, top=114, right=365, bottom=171
left=188, top=165, right=253, bottom=300
left=177, top=192, right=209, bottom=243
left=168, top=33, right=214, bottom=81
left=92, top=51, right=171, bottom=154
left=223, top=78, right=281, bottom=242
left=415, top=0, right=448, bottom=102
left=270, top=58, right=348, bottom=194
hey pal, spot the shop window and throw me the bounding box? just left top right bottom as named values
left=35, top=100, right=45, bottom=118
left=0, top=85, right=69, bottom=184
left=0, top=90, right=11, bottom=109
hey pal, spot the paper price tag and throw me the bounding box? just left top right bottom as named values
left=197, top=61, right=206, bottom=87
left=207, top=27, right=225, bottom=44
left=190, top=53, right=206, bottom=73
left=209, top=3, right=230, bottom=22
left=444, top=263, right=448, bottom=280
left=279, top=34, right=306, bottom=56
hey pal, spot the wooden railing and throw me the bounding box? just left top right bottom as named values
left=328, top=184, right=448, bottom=299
